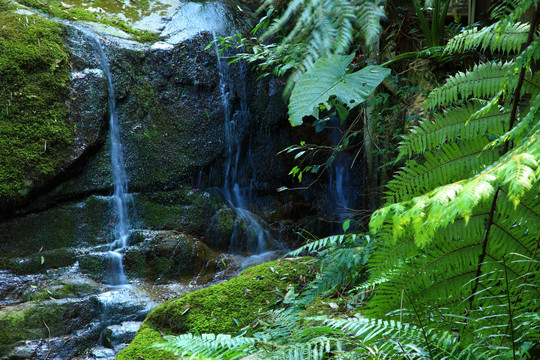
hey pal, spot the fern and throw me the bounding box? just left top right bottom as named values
left=153, top=333, right=258, bottom=359
left=249, top=0, right=384, bottom=93
left=445, top=22, right=530, bottom=54
left=425, top=61, right=540, bottom=110
left=369, top=4, right=540, bottom=358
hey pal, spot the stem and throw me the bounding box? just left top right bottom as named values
left=412, top=0, right=433, bottom=46
left=432, top=0, right=441, bottom=46
left=502, top=256, right=517, bottom=360
left=405, top=291, right=435, bottom=359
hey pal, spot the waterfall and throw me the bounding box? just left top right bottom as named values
left=214, top=39, right=270, bottom=254
left=328, top=117, right=352, bottom=225
left=76, top=26, right=130, bottom=286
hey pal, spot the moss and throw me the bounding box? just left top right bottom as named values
left=0, top=8, right=73, bottom=208
left=0, top=300, right=67, bottom=355
left=7, top=248, right=76, bottom=274
left=17, top=0, right=161, bottom=43
left=26, top=280, right=100, bottom=301
left=146, top=258, right=314, bottom=334
left=119, top=258, right=314, bottom=360
left=134, top=190, right=221, bottom=236
left=116, top=324, right=176, bottom=360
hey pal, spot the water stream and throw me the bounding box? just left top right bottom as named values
left=75, top=25, right=130, bottom=286
left=214, top=40, right=270, bottom=254
left=328, top=117, right=353, bottom=226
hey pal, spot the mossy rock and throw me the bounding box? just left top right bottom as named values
left=24, top=275, right=103, bottom=301
left=0, top=297, right=98, bottom=356
left=116, top=323, right=176, bottom=360
left=117, top=258, right=314, bottom=360
left=132, top=190, right=222, bottom=237
left=0, top=6, right=73, bottom=210
left=7, top=248, right=77, bottom=274
left=0, top=197, right=111, bottom=265
left=123, top=231, right=220, bottom=282
left=16, top=0, right=160, bottom=43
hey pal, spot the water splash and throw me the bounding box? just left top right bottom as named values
left=214, top=38, right=269, bottom=254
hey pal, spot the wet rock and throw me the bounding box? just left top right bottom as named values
left=0, top=196, right=112, bottom=270
left=22, top=274, right=103, bottom=302
left=0, top=297, right=100, bottom=357
left=104, top=321, right=141, bottom=348
left=206, top=208, right=235, bottom=250
left=0, top=271, right=47, bottom=306
left=123, top=231, right=219, bottom=282
left=132, top=189, right=222, bottom=237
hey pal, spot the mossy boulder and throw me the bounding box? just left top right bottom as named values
left=7, top=248, right=77, bottom=275
left=115, top=323, right=176, bottom=360
left=0, top=6, right=72, bottom=210
left=23, top=275, right=103, bottom=301
left=123, top=231, right=220, bottom=282
left=0, top=196, right=112, bottom=268
left=0, top=297, right=99, bottom=356
left=132, top=190, right=222, bottom=237
left=117, top=258, right=314, bottom=360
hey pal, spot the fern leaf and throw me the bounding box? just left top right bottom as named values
left=398, top=103, right=510, bottom=158
left=387, top=138, right=502, bottom=203
left=445, top=22, right=529, bottom=55
left=425, top=61, right=540, bottom=109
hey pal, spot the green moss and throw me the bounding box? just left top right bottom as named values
left=134, top=190, right=221, bottom=235
left=146, top=258, right=314, bottom=334
left=0, top=300, right=67, bottom=355
left=119, top=258, right=315, bottom=360
left=17, top=0, right=161, bottom=43
left=27, top=280, right=100, bottom=301
left=7, top=248, right=76, bottom=274
left=116, top=324, right=176, bottom=360
left=0, top=8, right=73, bottom=208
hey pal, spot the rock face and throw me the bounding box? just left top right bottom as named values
left=0, top=0, right=327, bottom=358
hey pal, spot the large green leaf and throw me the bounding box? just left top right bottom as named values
left=288, top=54, right=390, bottom=126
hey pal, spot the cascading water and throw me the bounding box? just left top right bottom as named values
left=76, top=26, right=130, bottom=286
left=328, top=117, right=353, bottom=226
left=214, top=39, right=270, bottom=254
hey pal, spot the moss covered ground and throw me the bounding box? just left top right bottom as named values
left=0, top=1, right=73, bottom=208
left=0, top=300, right=67, bottom=356
left=117, top=258, right=315, bottom=360
left=17, top=0, right=161, bottom=43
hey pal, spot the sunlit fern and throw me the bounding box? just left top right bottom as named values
left=369, top=1, right=540, bottom=357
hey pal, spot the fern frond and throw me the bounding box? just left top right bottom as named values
left=254, top=0, right=384, bottom=91
left=445, top=22, right=529, bottom=54
left=153, top=333, right=258, bottom=359
left=398, top=103, right=510, bottom=158
left=387, top=138, right=502, bottom=203
left=286, top=233, right=363, bottom=257
left=425, top=61, right=540, bottom=109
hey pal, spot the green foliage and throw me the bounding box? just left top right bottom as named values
left=116, top=324, right=176, bottom=360
left=368, top=2, right=540, bottom=358
left=411, top=0, right=451, bottom=47
left=445, top=22, right=530, bottom=54
left=287, top=232, right=372, bottom=306
left=215, top=0, right=384, bottom=94
left=425, top=61, right=540, bottom=110
left=0, top=8, right=73, bottom=207
left=288, top=54, right=390, bottom=126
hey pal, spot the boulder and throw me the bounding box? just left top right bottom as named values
left=117, top=258, right=315, bottom=360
